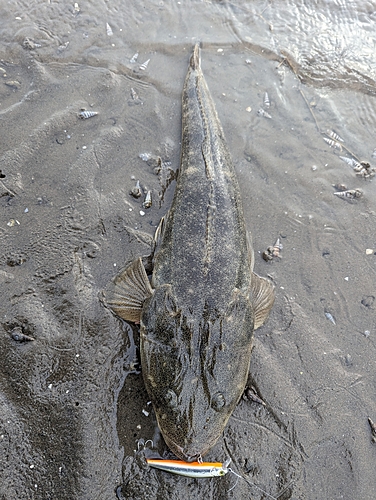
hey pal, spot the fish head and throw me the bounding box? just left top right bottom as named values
left=140, top=285, right=254, bottom=461
left=152, top=377, right=245, bottom=462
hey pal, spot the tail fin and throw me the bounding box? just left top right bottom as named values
left=190, top=43, right=201, bottom=70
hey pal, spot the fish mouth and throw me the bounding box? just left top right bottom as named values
left=163, top=434, right=203, bottom=463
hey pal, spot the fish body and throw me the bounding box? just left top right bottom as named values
left=105, top=44, right=274, bottom=461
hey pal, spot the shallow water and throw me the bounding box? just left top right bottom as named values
left=1, top=1, right=376, bottom=499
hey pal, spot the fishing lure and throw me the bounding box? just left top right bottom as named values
left=147, top=458, right=231, bottom=478
left=146, top=455, right=281, bottom=498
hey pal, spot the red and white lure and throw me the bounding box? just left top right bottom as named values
left=146, top=458, right=231, bottom=478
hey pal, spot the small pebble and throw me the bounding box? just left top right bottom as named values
left=344, top=354, right=352, bottom=366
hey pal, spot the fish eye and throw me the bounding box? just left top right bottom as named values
left=211, top=392, right=225, bottom=411
left=165, top=389, right=178, bottom=408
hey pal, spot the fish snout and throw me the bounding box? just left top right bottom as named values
left=185, top=453, right=202, bottom=463
left=163, top=433, right=205, bottom=462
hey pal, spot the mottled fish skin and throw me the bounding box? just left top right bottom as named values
left=140, top=44, right=274, bottom=461
left=105, top=44, right=274, bottom=462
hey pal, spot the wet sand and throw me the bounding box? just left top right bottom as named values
left=1, top=1, right=376, bottom=499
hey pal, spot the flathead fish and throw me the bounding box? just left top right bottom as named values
left=105, top=44, right=274, bottom=462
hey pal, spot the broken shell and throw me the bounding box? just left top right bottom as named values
left=142, top=190, right=152, bottom=209
left=129, top=87, right=143, bottom=106
left=130, top=180, right=142, bottom=198
left=326, top=129, right=344, bottom=142
left=139, top=59, right=150, bottom=71
left=332, top=183, right=347, bottom=192
left=333, top=188, right=362, bottom=199
left=10, top=327, right=35, bottom=342
left=7, top=219, right=20, bottom=227
left=262, top=246, right=274, bottom=262
left=78, top=110, right=98, bottom=119
left=323, top=137, right=342, bottom=150
left=244, top=386, right=266, bottom=406
left=324, top=311, right=336, bottom=324
left=106, top=22, right=113, bottom=36
left=130, top=87, right=139, bottom=100
left=368, top=417, right=376, bottom=443
left=339, top=156, right=357, bottom=168
left=22, top=38, right=41, bottom=50
left=5, top=80, right=21, bottom=90
left=272, top=238, right=283, bottom=258
left=262, top=237, right=282, bottom=262
left=130, top=53, right=139, bottom=63
left=257, top=108, right=272, bottom=119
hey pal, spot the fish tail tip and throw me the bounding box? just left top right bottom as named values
left=190, top=42, right=201, bottom=70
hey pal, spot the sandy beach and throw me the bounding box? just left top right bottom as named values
left=0, top=1, right=376, bottom=498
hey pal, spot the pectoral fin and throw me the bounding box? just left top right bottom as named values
left=104, top=257, right=153, bottom=322
left=251, top=272, right=275, bottom=330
